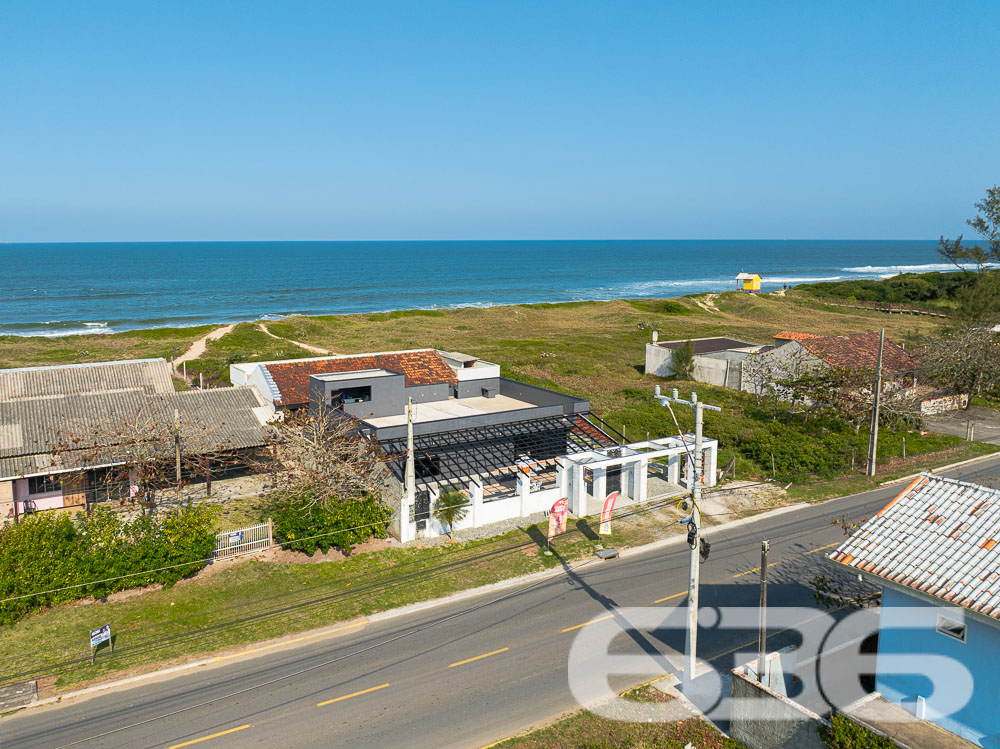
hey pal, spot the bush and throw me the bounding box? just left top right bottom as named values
left=0, top=504, right=217, bottom=625
left=269, top=495, right=392, bottom=555
left=819, top=713, right=895, bottom=748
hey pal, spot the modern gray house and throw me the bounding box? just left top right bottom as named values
left=233, top=349, right=718, bottom=541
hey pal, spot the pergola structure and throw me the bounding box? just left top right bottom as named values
left=379, top=412, right=618, bottom=495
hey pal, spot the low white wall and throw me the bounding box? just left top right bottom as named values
left=645, top=343, right=674, bottom=377
left=921, top=393, right=968, bottom=415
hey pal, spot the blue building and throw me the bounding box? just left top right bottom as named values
left=830, top=474, right=1000, bottom=748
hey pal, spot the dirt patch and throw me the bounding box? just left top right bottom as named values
left=255, top=536, right=398, bottom=564
left=701, top=480, right=789, bottom=522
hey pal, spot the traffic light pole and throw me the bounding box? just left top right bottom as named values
left=654, top=386, right=721, bottom=683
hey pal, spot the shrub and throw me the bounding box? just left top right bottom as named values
left=819, top=713, right=895, bottom=748
left=269, top=495, right=392, bottom=555
left=0, top=504, right=217, bottom=625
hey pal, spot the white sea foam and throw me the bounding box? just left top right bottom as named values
left=841, top=263, right=985, bottom=274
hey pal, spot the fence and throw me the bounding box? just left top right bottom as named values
left=212, top=519, right=273, bottom=561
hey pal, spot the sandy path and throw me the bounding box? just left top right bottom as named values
left=257, top=323, right=332, bottom=355
left=173, top=324, right=235, bottom=372
left=694, top=293, right=721, bottom=313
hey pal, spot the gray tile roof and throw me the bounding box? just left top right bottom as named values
left=0, top=358, right=173, bottom=402
left=0, top=359, right=270, bottom=480
left=830, top=473, right=1000, bottom=620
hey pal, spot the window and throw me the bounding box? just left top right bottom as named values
left=28, top=475, right=61, bottom=495
left=331, top=385, right=371, bottom=406
left=936, top=615, right=967, bottom=643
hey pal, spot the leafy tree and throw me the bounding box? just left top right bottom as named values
left=957, top=271, right=1000, bottom=326
left=671, top=339, right=696, bottom=379
left=432, top=489, right=468, bottom=538
left=937, top=184, right=1000, bottom=272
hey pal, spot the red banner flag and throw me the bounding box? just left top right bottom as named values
left=599, top=491, right=619, bottom=535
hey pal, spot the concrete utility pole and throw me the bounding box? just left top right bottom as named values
left=174, top=408, right=182, bottom=502
left=757, top=540, right=770, bottom=683
left=404, top=397, right=416, bottom=541
left=654, top=386, right=721, bottom=683
left=866, top=328, right=885, bottom=476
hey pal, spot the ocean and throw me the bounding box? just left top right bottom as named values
left=0, top=240, right=949, bottom=336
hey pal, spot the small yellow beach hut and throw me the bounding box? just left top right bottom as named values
left=735, top=272, right=761, bottom=292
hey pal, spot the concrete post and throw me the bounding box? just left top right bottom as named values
left=517, top=471, right=530, bottom=518
left=556, top=459, right=568, bottom=498
left=706, top=442, right=718, bottom=487
left=668, top=454, right=680, bottom=485
left=469, top=478, right=483, bottom=528
left=637, top=458, right=648, bottom=503
left=593, top=467, right=607, bottom=516
left=571, top=464, right=586, bottom=515
left=427, top=485, right=441, bottom=538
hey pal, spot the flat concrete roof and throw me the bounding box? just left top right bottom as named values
left=363, top=394, right=534, bottom=427
left=312, top=369, right=397, bottom=382
left=655, top=337, right=757, bottom=354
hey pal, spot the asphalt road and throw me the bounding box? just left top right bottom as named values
left=4, top=457, right=999, bottom=749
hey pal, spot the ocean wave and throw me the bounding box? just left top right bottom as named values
left=841, top=263, right=984, bottom=274
left=761, top=276, right=845, bottom=283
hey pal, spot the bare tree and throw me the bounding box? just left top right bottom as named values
left=254, top=404, right=385, bottom=509
left=50, top=396, right=236, bottom=512
left=920, top=326, right=1000, bottom=400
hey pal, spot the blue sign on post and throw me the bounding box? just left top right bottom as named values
left=90, top=624, right=112, bottom=662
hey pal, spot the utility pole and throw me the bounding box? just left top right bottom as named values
left=866, top=329, right=885, bottom=476
left=757, top=540, right=770, bottom=683
left=405, top=397, right=416, bottom=541
left=654, top=386, right=721, bottom=683
left=174, top=408, right=182, bottom=502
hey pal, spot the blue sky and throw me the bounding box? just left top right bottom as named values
left=1, top=1, right=997, bottom=241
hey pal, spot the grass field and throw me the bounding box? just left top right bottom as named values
left=1, top=499, right=687, bottom=692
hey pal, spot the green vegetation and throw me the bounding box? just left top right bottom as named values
left=183, top=322, right=306, bottom=384
left=819, top=713, right=895, bottom=749
left=0, top=503, right=683, bottom=691
left=794, top=271, right=975, bottom=310
left=269, top=495, right=391, bottom=555
left=491, top=712, right=745, bottom=748
left=0, top=325, right=215, bottom=370
left=0, top=505, right=217, bottom=625
left=432, top=489, right=468, bottom=537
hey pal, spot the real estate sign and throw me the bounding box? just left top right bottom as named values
left=90, top=624, right=111, bottom=649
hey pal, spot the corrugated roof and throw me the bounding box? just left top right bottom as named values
left=263, top=350, right=459, bottom=407
left=799, top=332, right=918, bottom=373
left=830, top=474, right=1000, bottom=620
left=0, top=386, right=269, bottom=480
left=0, top=359, right=173, bottom=403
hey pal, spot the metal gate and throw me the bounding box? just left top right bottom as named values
left=606, top=465, right=622, bottom=495
left=414, top=490, right=431, bottom=522
left=213, top=520, right=273, bottom=561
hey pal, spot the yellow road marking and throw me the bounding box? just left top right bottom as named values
left=561, top=614, right=614, bottom=633
left=169, top=724, right=251, bottom=749
left=448, top=647, right=509, bottom=668
left=213, top=621, right=364, bottom=662
left=653, top=591, right=687, bottom=604
left=805, top=541, right=840, bottom=555
left=317, top=683, right=390, bottom=707
left=733, top=562, right=778, bottom=579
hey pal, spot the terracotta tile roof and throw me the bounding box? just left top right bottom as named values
left=774, top=331, right=823, bottom=342
left=264, top=350, right=458, bottom=407
left=799, top=332, right=918, bottom=373
left=830, top=474, right=1000, bottom=620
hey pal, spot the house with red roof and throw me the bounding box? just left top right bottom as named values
left=829, top=473, right=1000, bottom=746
